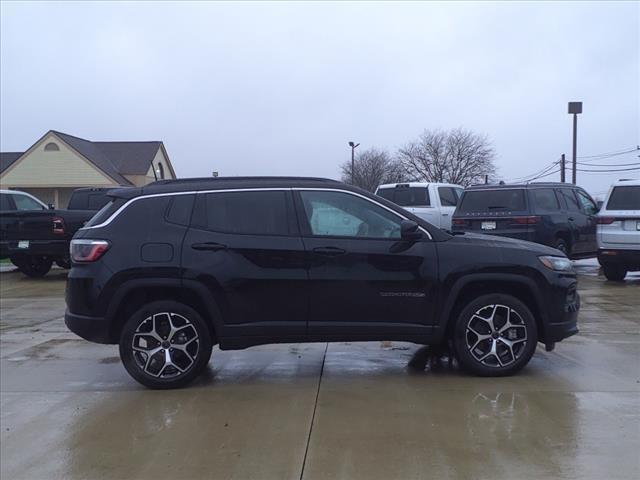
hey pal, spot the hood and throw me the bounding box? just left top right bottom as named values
left=448, top=232, right=564, bottom=257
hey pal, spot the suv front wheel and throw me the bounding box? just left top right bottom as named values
left=119, top=300, right=213, bottom=389
left=453, top=294, right=538, bottom=376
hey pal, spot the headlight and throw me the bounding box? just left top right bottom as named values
left=538, top=255, right=574, bottom=272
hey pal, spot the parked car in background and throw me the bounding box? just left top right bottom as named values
left=0, top=188, right=113, bottom=277
left=65, top=177, right=579, bottom=389
left=375, top=182, right=464, bottom=230
left=451, top=182, right=599, bottom=259
left=597, top=179, right=640, bottom=281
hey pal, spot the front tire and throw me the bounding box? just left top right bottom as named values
left=453, top=294, right=538, bottom=376
left=603, top=264, right=627, bottom=281
left=554, top=238, right=569, bottom=257
left=119, top=300, right=213, bottom=389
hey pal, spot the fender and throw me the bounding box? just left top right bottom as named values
left=437, top=273, right=548, bottom=330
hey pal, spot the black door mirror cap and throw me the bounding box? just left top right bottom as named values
left=400, top=220, right=423, bottom=241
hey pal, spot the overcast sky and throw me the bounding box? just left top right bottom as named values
left=1, top=1, right=638, bottom=196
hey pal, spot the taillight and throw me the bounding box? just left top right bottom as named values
left=452, top=218, right=469, bottom=227
left=511, top=216, right=541, bottom=225
left=70, top=239, right=110, bottom=263
left=597, top=217, right=616, bottom=225
left=52, top=216, right=65, bottom=235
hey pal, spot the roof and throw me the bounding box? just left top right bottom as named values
left=466, top=182, right=579, bottom=190
left=1, top=131, right=165, bottom=186
left=0, top=152, right=22, bottom=173
left=377, top=182, right=463, bottom=189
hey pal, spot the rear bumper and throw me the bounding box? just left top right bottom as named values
left=0, top=240, right=69, bottom=258
left=598, top=249, right=640, bottom=270
left=65, top=310, right=113, bottom=344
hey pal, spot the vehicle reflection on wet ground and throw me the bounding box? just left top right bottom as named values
left=1, top=262, right=638, bottom=479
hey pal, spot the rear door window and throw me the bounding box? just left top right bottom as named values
left=531, top=188, right=560, bottom=213
left=575, top=190, right=598, bottom=215
left=438, top=187, right=459, bottom=207
left=377, top=186, right=430, bottom=206
left=203, top=191, right=291, bottom=236
left=458, top=189, right=526, bottom=213
left=606, top=186, right=640, bottom=210
left=558, top=189, right=581, bottom=212
left=0, top=193, right=14, bottom=211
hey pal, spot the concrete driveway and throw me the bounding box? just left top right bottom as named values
left=1, top=264, right=639, bottom=480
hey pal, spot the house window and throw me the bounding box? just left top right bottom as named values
left=44, top=142, right=60, bottom=151
left=157, top=162, right=165, bottom=179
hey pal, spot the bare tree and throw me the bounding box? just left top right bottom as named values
left=397, top=128, right=496, bottom=186
left=341, top=148, right=409, bottom=192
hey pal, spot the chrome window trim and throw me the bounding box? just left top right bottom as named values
left=80, top=186, right=433, bottom=239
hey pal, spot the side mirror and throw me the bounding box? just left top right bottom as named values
left=48, top=203, right=55, bottom=210
left=596, top=200, right=603, bottom=212
left=400, top=220, right=422, bottom=241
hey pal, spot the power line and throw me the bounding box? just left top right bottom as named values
left=578, top=146, right=639, bottom=161
left=508, top=159, right=560, bottom=183
left=577, top=166, right=640, bottom=173
left=576, top=161, right=640, bottom=167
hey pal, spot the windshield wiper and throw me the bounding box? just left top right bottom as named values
left=487, top=206, right=507, bottom=209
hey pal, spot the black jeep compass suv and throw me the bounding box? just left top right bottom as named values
left=65, top=177, right=579, bottom=389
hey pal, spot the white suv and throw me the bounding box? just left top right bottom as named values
left=375, top=182, right=464, bottom=230
left=597, top=179, right=640, bottom=281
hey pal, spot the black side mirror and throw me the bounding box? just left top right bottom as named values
left=48, top=203, right=55, bottom=210
left=596, top=200, right=603, bottom=212
left=400, top=220, right=422, bottom=241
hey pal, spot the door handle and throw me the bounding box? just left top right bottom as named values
left=568, top=217, right=574, bottom=222
left=312, top=246, right=347, bottom=257
left=191, top=242, right=227, bottom=251
left=442, top=213, right=449, bottom=216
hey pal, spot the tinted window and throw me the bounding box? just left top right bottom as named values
left=458, top=189, right=526, bottom=213
left=166, top=195, right=195, bottom=225
left=559, top=189, right=580, bottom=212
left=575, top=190, right=598, bottom=215
left=301, top=190, right=402, bottom=239
left=531, top=188, right=559, bottom=212
left=204, top=191, right=289, bottom=235
left=438, top=187, right=458, bottom=207
left=0, top=193, right=13, bottom=211
left=83, top=199, right=120, bottom=227
left=12, top=194, right=45, bottom=211
left=377, top=186, right=430, bottom=206
left=606, top=186, right=640, bottom=210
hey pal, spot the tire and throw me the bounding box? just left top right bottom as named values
left=55, top=256, right=71, bottom=269
left=453, top=294, right=538, bottom=377
left=603, top=265, right=627, bottom=281
left=119, top=300, right=213, bottom=389
left=18, top=256, right=53, bottom=278
left=554, top=238, right=569, bottom=256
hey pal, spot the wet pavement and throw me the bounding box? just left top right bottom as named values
left=1, top=264, right=639, bottom=479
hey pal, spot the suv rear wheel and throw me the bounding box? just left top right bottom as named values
left=603, top=264, right=627, bottom=281
left=14, top=255, right=53, bottom=277
left=453, top=294, right=538, bottom=376
left=119, top=300, right=213, bottom=389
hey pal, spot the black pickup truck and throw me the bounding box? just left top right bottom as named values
left=0, top=188, right=113, bottom=277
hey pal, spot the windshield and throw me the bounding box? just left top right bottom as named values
left=606, top=186, right=640, bottom=210
left=376, top=186, right=430, bottom=207
left=458, top=189, right=527, bottom=213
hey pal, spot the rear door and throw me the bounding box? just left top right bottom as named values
left=437, top=186, right=461, bottom=230
left=181, top=189, right=308, bottom=338
left=574, top=189, right=598, bottom=254
left=453, top=188, right=532, bottom=241
left=557, top=188, right=590, bottom=254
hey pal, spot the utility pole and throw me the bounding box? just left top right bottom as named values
left=560, top=154, right=565, bottom=183
left=484, top=174, right=488, bottom=184
left=348, top=141, right=360, bottom=184
left=568, top=102, right=582, bottom=185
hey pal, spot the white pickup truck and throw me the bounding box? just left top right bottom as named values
left=375, top=182, right=464, bottom=230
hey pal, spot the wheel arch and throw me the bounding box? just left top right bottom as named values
left=439, top=274, right=548, bottom=341
left=106, top=279, right=222, bottom=344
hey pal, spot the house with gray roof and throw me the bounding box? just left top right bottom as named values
left=0, top=130, right=176, bottom=207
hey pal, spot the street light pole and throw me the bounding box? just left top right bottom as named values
left=348, top=141, right=360, bottom=184
left=568, top=102, right=582, bottom=185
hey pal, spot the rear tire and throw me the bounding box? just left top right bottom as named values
left=603, top=265, right=627, bottom=281
left=55, top=256, right=71, bottom=269
left=17, top=256, right=52, bottom=277
left=453, top=294, right=538, bottom=377
left=119, top=300, right=213, bottom=389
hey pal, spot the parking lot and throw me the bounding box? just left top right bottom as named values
left=1, top=264, right=639, bottom=480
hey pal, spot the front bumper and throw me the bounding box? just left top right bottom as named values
left=65, top=310, right=113, bottom=344
left=541, top=279, right=580, bottom=346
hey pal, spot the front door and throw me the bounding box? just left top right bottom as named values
left=182, top=189, right=308, bottom=338
left=574, top=188, right=598, bottom=254
left=295, top=189, right=438, bottom=339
